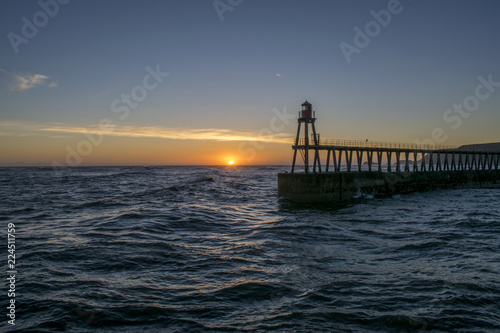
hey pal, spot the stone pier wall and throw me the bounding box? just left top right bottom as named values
left=277, top=170, right=500, bottom=203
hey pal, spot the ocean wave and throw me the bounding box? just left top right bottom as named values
left=4, top=167, right=500, bottom=332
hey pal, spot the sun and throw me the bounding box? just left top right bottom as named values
left=228, top=161, right=234, bottom=165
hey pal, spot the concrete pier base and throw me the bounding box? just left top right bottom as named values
left=277, top=170, right=500, bottom=203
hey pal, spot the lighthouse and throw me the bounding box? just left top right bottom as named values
left=291, top=101, right=321, bottom=173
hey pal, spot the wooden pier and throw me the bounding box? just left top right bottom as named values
left=279, top=101, right=500, bottom=203
left=292, top=138, right=500, bottom=174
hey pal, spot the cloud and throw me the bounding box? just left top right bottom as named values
left=0, top=69, right=56, bottom=92
left=41, top=124, right=293, bottom=144
left=11, top=73, right=50, bottom=92
left=0, top=121, right=46, bottom=137
left=0, top=121, right=293, bottom=144
left=89, top=90, right=111, bottom=99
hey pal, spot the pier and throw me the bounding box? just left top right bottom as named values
left=278, top=101, right=500, bottom=203
left=292, top=138, right=500, bottom=174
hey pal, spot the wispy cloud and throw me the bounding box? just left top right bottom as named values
left=0, top=121, right=46, bottom=137
left=11, top=73, right=50, bottom=91
left=0, top=121, right=293, bottom=144
left=0, top=69, right=56, bottom=92
left=42, top=124, right=293, bottom=144
left=89, top=90, right=112, bottom=99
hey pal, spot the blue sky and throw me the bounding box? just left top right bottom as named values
left=1, top=0, right=499, bottom=165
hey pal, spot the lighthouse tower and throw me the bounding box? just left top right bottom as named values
left=291, top=101, right=321, bottom=173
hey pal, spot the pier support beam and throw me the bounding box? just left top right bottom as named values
left=311, top=125, right=321, bottom=173
left=377, top=151, right=383, bottom=172
left=357, top=150, right=364, bottom=172
left=325, top=150, right=331, bottom=172
left=367, top=151, right=374, bottom=172
left=488, top=153, right=494, bottom=170
left=336, top=149, right=342, bottom=172
left=387, top=151, right=392, bottom=172
left=346, top=150, right=353, bottom=172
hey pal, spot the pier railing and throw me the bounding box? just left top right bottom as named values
left=294, top=138, right=496, bottom=152
left=316, top=138, right=457, bottom=151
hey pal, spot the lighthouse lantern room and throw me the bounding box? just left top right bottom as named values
left=300, top=100, right=313, bottom=119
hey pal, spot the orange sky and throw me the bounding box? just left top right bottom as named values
left=0, top=123, right=294, bottom=166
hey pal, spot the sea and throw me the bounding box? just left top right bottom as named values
left=1, top=166, right=499, bottom=332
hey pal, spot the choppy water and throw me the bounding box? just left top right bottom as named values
left=1, top=166, right=499, bottom=332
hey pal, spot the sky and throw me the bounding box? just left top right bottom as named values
left=1, top=0, right=499, bottom=166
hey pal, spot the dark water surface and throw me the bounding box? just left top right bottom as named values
left=1, top=166, right=499, bottom=332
